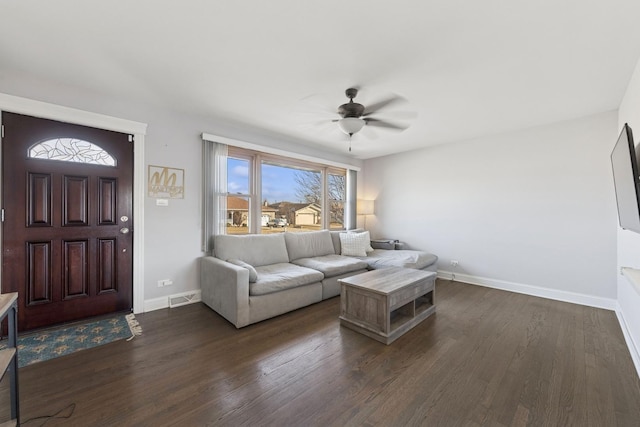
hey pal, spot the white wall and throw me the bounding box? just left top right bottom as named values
left=617, top=57, right=640, bottom=374
left=362, top=111, right=618, bottom=306
left=0, top=73, right=362, bottom=308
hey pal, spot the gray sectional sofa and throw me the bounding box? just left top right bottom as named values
left=200, top=229, right=438, bottom=328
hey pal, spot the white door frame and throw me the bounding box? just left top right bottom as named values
left=0, top=93, right=147, bottom=314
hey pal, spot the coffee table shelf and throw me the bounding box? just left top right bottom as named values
left=339, top=268, right=436, bottom=344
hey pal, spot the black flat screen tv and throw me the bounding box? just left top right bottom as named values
left=611, top=123, right=640, bottom=233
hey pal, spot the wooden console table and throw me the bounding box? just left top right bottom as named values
left=339, top=268, right=436, bottom=344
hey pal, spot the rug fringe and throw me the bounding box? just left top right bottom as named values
left=125, top=313, right=143, bottom=341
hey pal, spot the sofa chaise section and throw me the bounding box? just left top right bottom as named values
left=355, top=249, right=438, bottom=272
left=329, top=231, right=438, bottom=273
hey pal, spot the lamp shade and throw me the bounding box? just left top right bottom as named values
left=338, top=117, right=366, bottom=136
left=357, top=199, right=374, bottom=215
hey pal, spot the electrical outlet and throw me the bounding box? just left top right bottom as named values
left=450, top=260, right=459, bottom=267
left=157, top=279, right=173, bottom=287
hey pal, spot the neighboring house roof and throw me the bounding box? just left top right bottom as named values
left=270, top=202, right=317, bottom=210
left=295, top=203, right=321, bottom=214
left=227, top=196, right=248, bottom=210
left=227, top=196, right=279, bottom=213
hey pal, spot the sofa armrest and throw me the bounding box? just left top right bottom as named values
left=200, top=256, right=250, bottom=328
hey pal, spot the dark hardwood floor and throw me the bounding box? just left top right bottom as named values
left=6, top=279, right=640, bottom=426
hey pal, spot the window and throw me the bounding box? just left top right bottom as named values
left=29, top=138, right=116, bottom=166
left=262, top=163, right=322, bottom=234
left=203, top=136, right=357, bottom=249
left=328, top=170, right=346, bottom=230
left=227, top=147, right=348, bottom=234
left=226, top=156, right=251, bottom=235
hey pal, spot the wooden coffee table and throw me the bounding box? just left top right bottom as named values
left=338, top=267, right=436, bottom=344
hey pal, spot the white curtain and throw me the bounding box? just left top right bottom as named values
left=213, top=142, right=228, bottom=236
left=202, top=140, right=228, bottom=254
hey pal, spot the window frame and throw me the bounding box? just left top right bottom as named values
left=229, top=146, right=348, bottom=234
left=326, top=168, right=347, bottom=230
left=227, top=148, right=257, bottom=234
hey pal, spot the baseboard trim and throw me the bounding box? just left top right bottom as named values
left=144, top=297, right=168, bottom=312
left=144, top=290, right=202, bottom=312
left=436, top=270, right=617, bottom=310
left=615, top=304, right=640, bottom=379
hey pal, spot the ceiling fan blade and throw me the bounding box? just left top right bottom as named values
left=298, top=119, right=338, bottom=133
left=365, top=110, right=418, bottom=120
left=362, top=94, right=408, bottom=116
left=291, top=94, right=340, bottom=123
left=365, top=118, right=410, bottom=131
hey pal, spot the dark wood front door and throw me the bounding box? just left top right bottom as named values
left=1, top=112, right=134, bottom=331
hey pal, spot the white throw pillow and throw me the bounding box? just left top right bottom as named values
left=347, top=230, right=374, bottom=252
left=227, top=259, right=258, bottom=282
left=339, top=232, right=370, bottom=257
left=362, top=231, right=374, bottom=252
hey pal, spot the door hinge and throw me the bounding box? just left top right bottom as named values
left=1, top=209, right=4, bottom=222
left=128, top=135, right=134, bottom=143
left=1, top=124, right=4, bottom=139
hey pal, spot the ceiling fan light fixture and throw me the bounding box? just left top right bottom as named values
left=338, top=117, right=365, bottom=136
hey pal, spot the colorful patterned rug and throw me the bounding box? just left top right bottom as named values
left=1, top=314, right=142, bottom=367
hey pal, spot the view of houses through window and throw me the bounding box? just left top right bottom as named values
left=327, top=172, right=345, bottom=229
left=225, top=149, right=346, bottom=234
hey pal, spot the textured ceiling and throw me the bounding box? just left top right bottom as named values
left=1, top=0, right=640, bottom=159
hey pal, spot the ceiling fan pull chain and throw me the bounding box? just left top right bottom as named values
left=349, top=135, right=352, bottom=152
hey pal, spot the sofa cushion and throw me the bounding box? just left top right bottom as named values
left=214, top=233, right=289, bottom=267
left=361, top=231, right=374, bottom=252
left=330, top=228, right=367, bottom=254
left=339, top=231, right=373, bottom=256
left=330, top=230, right=342, bottom=254
left=356, top=249, right=438, bottom=270
left=292, top=254, right=368, bottom=277
left=284, top=230, right=336, bottom=261
left=250, top=263, right=324, bottom=296
left=227, top=259, right=258, bottom=282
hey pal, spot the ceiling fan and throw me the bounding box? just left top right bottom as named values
left=294, top=87, right=416, bottom=152
left=333, top=87, right=412, bottom=139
